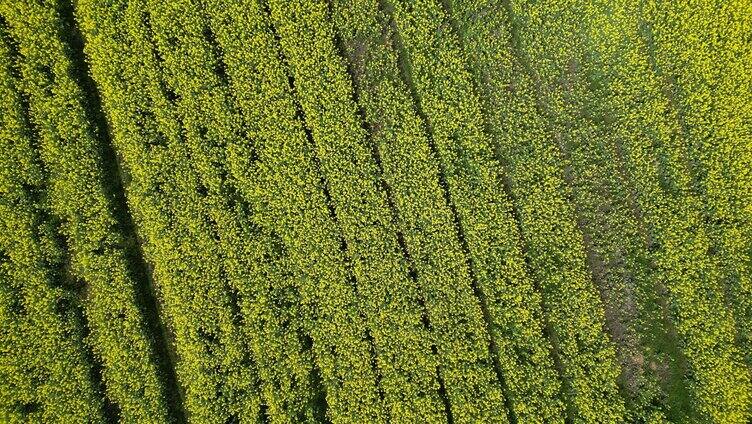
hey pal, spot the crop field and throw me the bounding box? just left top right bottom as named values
left=0, top=0, right=750, bottom=423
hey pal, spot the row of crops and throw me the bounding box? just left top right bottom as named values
left=0, top=0, right=749, bottom=422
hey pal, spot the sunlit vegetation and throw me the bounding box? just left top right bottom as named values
left=1, top=0, right=749, bottom=422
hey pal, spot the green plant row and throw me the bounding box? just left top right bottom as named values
left=328, top=0, right=514, bottom=420
left=76, top=0, right=270, bottom=421
left=466, top=0, right=676, bottom=420
left=0, top=25, right=106, bottom=423
left=136, top=0, right=335, bottom=421
left=268, top=0, right=550, bottom=420
left=644, top=0, right=752, bottom=367
left=568, top=3, right=695, bottom=421
left=203, top=0, right=426, bottom=421
left=449, top=0, right=633, bottom=420
left=579, top=0, right=752, bottom=421
left=262, top=0, right=454, bottom=420
left=329, top=0, right=576, bottom=421
left=470, top=1, right=630, bottom=420
left=330, top=0, right=518, bottom=419
left=1, top=0, right=181, bottom=421
left=384, top=0, right=627, bottom=421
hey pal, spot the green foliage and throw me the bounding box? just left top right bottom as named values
left=464, top=0, right=669, bottom=420
left=0, top=23, right=105, bottom=423
left=645, top=0, right=752, bottom=369
left=578, top=0, right=752, bottom=421
left=329, top=0, right=575, bottom=421
left=0, top=0, right=177, bottom=421
left=3, top=1, right=750, bottom=423
left=76, top=0, right=265, bottom=421
left=205, top=0, right=438, bottom=421
left=262, top=0, right=462, bottom=420
left=384, top=0, right=626, bottom=421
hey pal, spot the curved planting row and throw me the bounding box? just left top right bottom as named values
left=644, top=0, right=752, bottom=366
left=0, top=26, right=105, bottom=423
left=136, top=1, right=338, bottom=422
left=77, top=0, right=268, bottom=421
left=329, top=0, right=577, bottom=421
left=578, top=0, right=752, bottom=421
left=456, top=0, right=675, bottom=420
left=0, top=1, right=180, bottom=421
left=383, top=0, right=625, bottom=421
